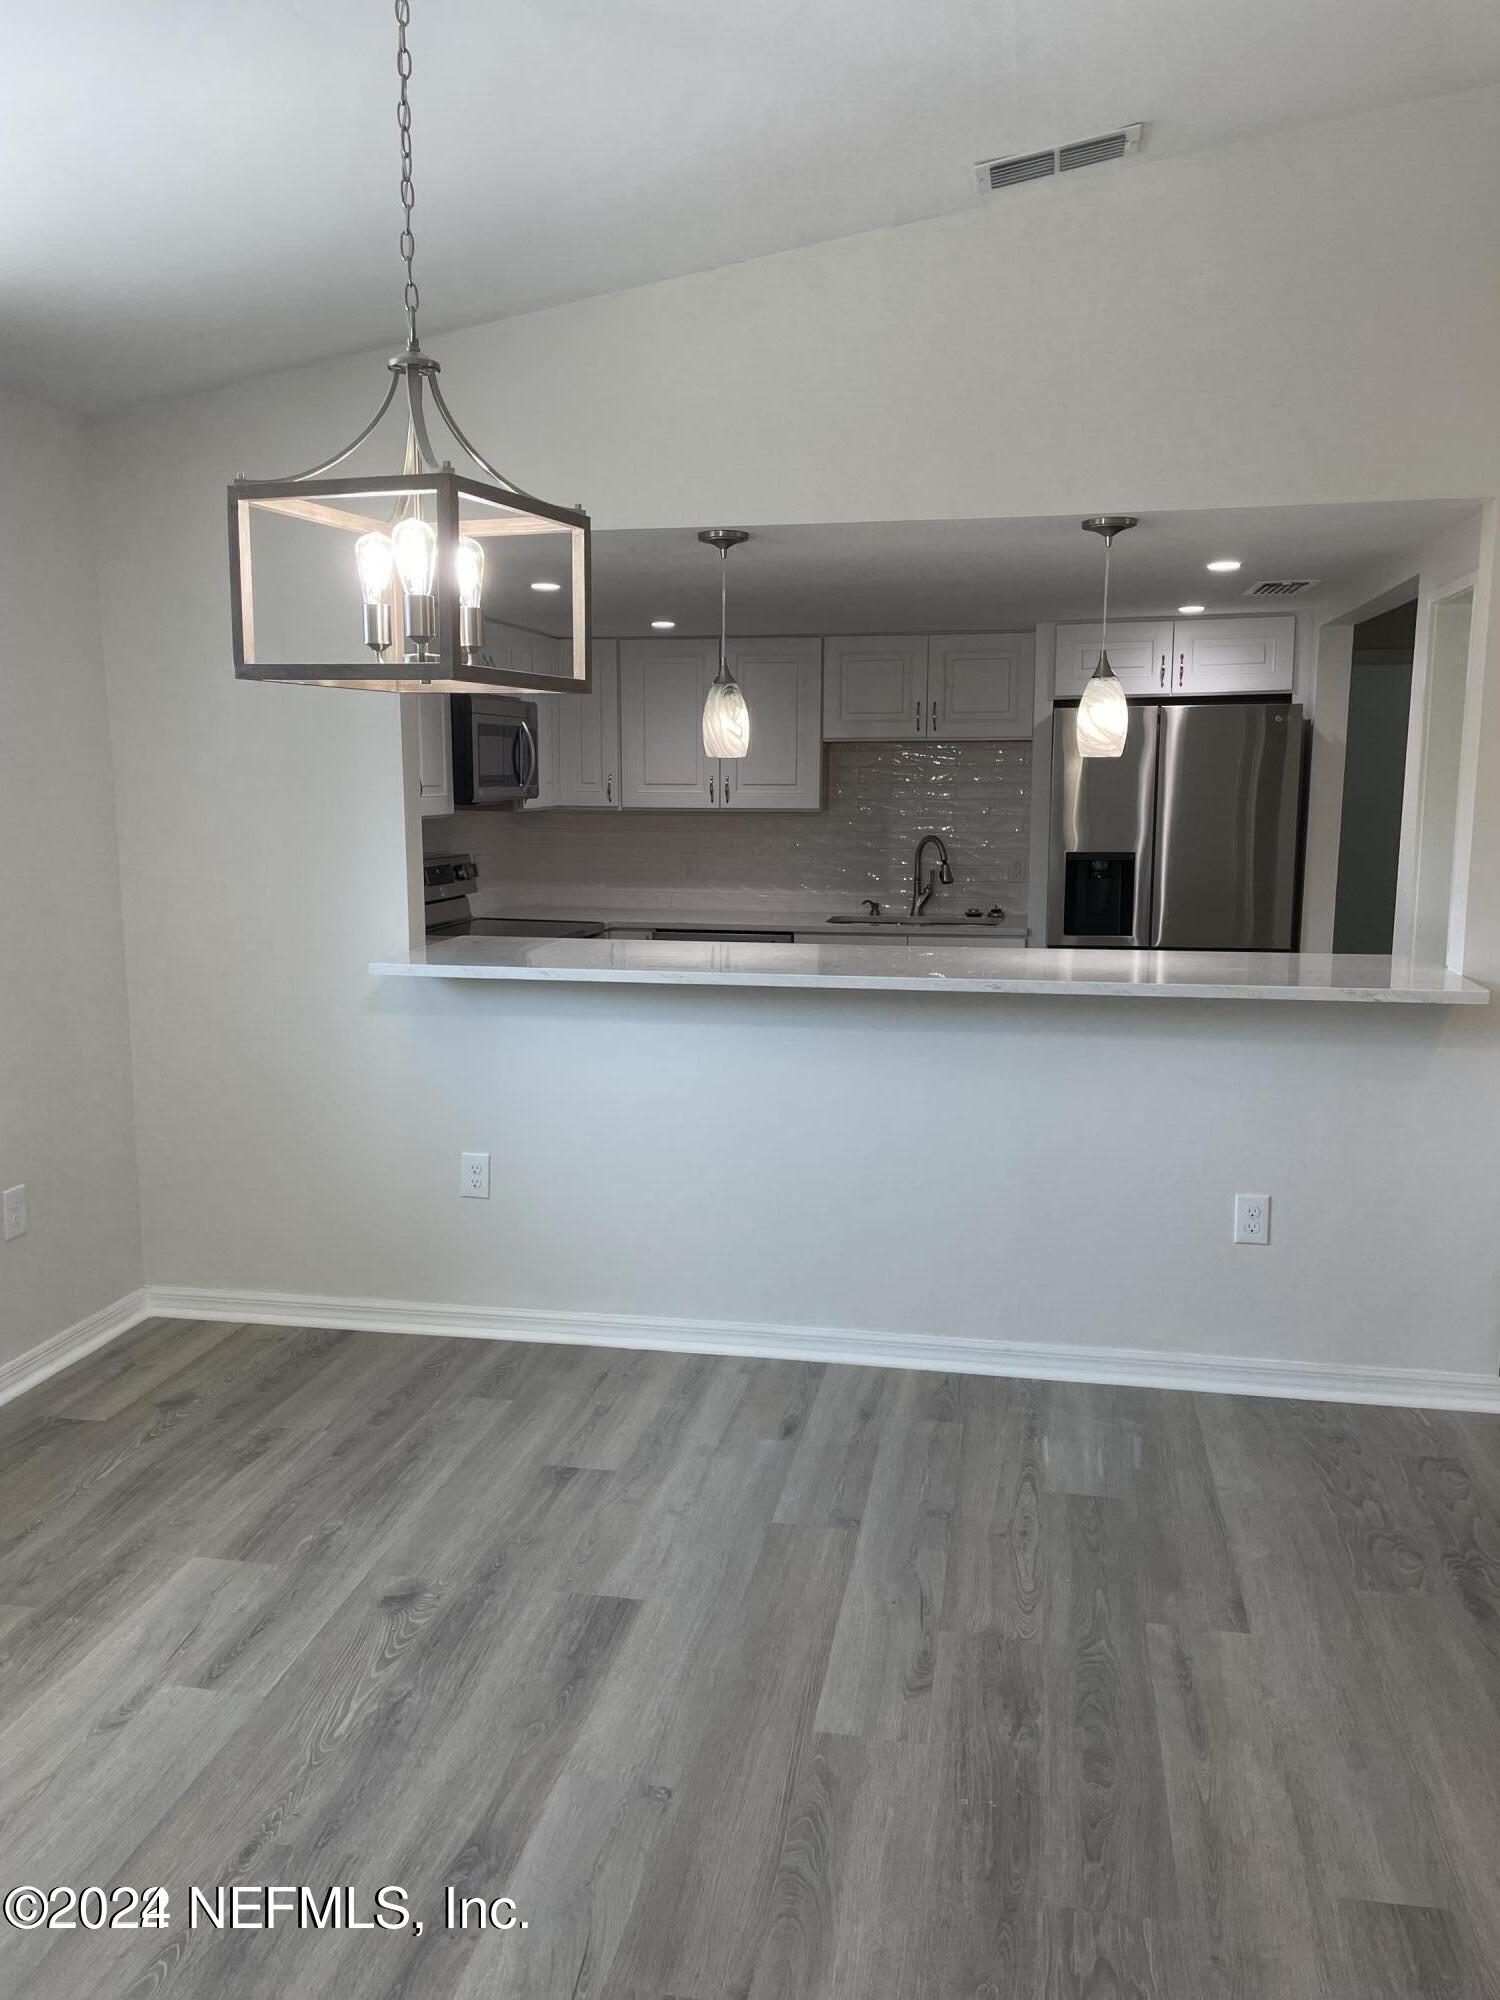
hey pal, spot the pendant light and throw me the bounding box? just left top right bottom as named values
left=699, top=529, right=751, bottom=758
left=227, top=0, right=591, bottom=695
left=1076, top=515, right=1137, bottom=758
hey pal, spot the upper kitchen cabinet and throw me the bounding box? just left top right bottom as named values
left=620, top=636, right=824, bottom=809
left=415, top=692, right=454, bottom=818
left=619, top=639, right=717, bottom=807
left=555, top=640, right=621, bottom=807
left=928, top=633, right=1035, bottom=739
left=823, top=635, right=930, bottom=739
left=1054, top=621, right=1175, bottom=700
left=1168, top=615, right=1295, bottom=695
left=721, top=638, right=823, bottom=809
left=823, top=633, right=1034, bottom=739
left=1053, top=616, right=1294, bottom=699
left=528, top=691, right=564, bottom=809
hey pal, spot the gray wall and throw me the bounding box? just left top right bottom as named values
left=79, top=80, right=1500, bottom=1384
left=0, top=391, right=143, bottom=1367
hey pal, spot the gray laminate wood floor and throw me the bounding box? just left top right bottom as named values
left=3, top=1319, right=1500, bottom=1997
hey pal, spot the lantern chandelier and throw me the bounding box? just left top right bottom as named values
left=228, top=0, right=591, bottom=695
left=1076, top=514, right=1137, bottom=758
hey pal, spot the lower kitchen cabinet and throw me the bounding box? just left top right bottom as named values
left=620, top=636, right=823, bottom=810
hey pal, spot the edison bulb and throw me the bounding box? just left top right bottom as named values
left=454, top=536, right=485, bottom=609
left=702, top=675, right=751, bottom=759
left=1076, top=658, right=1128, bottom=758
left=392, top=517, right=437, bottom=598
left=354, top=531, right=394, bottom=606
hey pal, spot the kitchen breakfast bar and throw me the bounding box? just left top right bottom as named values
left=372, top=938, right=1489, bottom=1004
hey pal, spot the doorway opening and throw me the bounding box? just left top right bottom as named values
left=1332, top=601, right=1416, bottom=953
left=1405, top=586, right=1474, bottom=964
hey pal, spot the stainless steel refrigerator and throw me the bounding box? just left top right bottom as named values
left=1048, top=700, right=1305, bottom=948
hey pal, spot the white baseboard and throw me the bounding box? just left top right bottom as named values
left=144, top=1284, right=1500, bottom=1414
left=0, top=1287, right=153, bottom=1409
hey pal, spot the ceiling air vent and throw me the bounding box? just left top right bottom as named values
left=1244, top=578, right=1320, bottom=598
left=1060, top=125, right=1143, bottom=173
left=979, top=148, right=1055, bottom=193
left=976, top=123, right=1143, bottom=196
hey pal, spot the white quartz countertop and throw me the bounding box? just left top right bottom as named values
left=371, top=938, right=1489, bottom=1004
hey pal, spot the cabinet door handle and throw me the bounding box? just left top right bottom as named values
left=709, top=774, right=715, bottom=804
left=1160, top=656, right=1166, bottom=687
left=1178, top=655, right=1185, bottom=688
left=606, top=774, right=613, bottom=804
left=915, top=700, right=922, bottom=734
left=930, top=698, right=937, bottom=734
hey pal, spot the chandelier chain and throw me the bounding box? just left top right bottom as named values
left=395, top=0, right=420, bottom=348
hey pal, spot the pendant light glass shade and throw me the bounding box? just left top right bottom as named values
left=699, top=528, right=751, bottom=759
left=703, top=675, right=751, bottom=758
left=1076, top=654, right=1129, bottom=758
left=1076, top=514, right=1138, bottom=760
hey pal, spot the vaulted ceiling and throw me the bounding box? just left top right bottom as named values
left=6, top=0, right=1500, bottom=410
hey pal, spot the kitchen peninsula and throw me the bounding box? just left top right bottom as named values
left=372, top=937, right=1487, bottom=1004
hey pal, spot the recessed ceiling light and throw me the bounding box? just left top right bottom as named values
left=1206, top=558, right=1242, bottom=573
left=530, top=580, right=562, bottom=593
left=650, top=618, right=676, bottom=630
left=1178, top=603, right=1206, bottom=615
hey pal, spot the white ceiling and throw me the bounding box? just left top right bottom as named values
left=6, top=1, right=1500, bottom=411
left=494, top=501, right=1479, bottom=637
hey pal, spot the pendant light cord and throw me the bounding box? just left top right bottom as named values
left=1100, top=531, right=1113, bottom=660
left=394, top=0, right=421, bottom=351
left=718, top=548, right=729, bottom=681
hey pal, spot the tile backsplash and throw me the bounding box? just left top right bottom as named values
left=432, top=741, right=1032, bottom=916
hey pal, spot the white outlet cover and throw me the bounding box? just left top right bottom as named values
left=3, top=1185, right=27, bottom=1241
left=1233, top=1192, right=1270, bottom=1245
left=460, top=1152, right=491, bottom=1199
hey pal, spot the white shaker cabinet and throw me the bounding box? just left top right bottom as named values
left=824, top=632, right=1034, bottom=740
left=822, top=635, right=930, bottom=740
left=1054, top=616, right=1295, bottom=699
left=620, top=636, right=824, bottom=809
left=528, top=693, right=563, bottom=809
left=415, top=692, right=454, bottom=818
left=1053, top=621, right=1175, bottom=700
left=619, top=640, right=717, bottom=808
left=1168, top=615, right=1295, bottom=696
left=555, top=639, right=621, bottom=807
left=928, top=633, right=1035, bottom=739
left=720, top=638, right=823, bottom=809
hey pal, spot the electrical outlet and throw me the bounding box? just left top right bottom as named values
left=3, top=1185, right=27, bottom=1241
left=460, top=1152, right=490, bottom=1199
left=1233, top=1192, right=1270, bottom=1246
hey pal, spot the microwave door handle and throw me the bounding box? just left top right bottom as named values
left=517, top=719, right=538, bottom=792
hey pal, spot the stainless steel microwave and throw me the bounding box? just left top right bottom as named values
left=451, top=696, right=540, bottom=806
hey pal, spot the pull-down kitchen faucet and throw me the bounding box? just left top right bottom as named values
left=910, top=834, right=954, bottom=916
